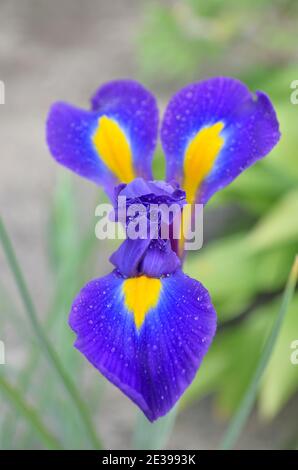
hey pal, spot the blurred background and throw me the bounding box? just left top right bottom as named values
left=0, top=0, right=298, bottom=450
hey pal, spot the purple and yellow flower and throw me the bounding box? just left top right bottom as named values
left=46, top=78, right=280, bottom=421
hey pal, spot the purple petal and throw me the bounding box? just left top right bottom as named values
left=116, top=177, right=185, bottom=202
left=69, top=270, right=216, bottom=421
left=161, top=77, right=280, bottom=204
left=46, top=103, right=116, bottom=197
left=91, top=80, right=159, bottom=180
left=140, top=239, right=181, bottom=277
left=110, top=238, right=181, bottom=278
left=111, top=178, right=186, bottom=276
left=110, top=238, right=151, bottom=277
left=46, top=80, right=159, bottom=197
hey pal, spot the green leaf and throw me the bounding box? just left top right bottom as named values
left=219, top=256, right=298, bottom=449
left=152, top=146, right=166, bottom=181
left=181, top=301, right=274, bottom=412
left=248, top=190, right=298, bottom=252
left=132, top=407, right=177, bottom=450
left=184, top=235, right=257, bottom=320
left=185, top=224, right=297, bottom=323
left=138, top=4, right=220, bottom=82
left=0, top=216, right=102, bottom=450
left=259, top=294, right=298, bottom=419
left=253, top=242, right=297, bottom=292
left=0, top=373, right=61, bottom=449
left=213, top=162, right=290, bottom=215
left=9, top=175, right=104, bottom=449
left=48, top=173, right=79, bottom=272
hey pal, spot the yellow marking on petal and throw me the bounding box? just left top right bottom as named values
left=92, top=115, right=135, bottom=183
left=183, top=122, right=225, bottom=203
left=123, top=276, right=162, bottom=329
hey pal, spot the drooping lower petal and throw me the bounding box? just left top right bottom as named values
left=161, top=77, right=280, bottom=204
left=69, top=270, right=216, bottom=421
left=110, top=238, right=151, bottom=277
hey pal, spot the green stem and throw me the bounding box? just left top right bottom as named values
left=220, top=255, right=298, bottom=450
left=0, top=216, right=102, bottom=449
left=133, top=406, right=178, bottom=450
left=0, top=374, right=62, bottom=449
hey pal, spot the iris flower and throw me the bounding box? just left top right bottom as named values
left=46, top=78, right=280, bottom=421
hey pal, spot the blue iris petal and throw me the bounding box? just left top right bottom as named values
left=46, top=80, right=159, bottom=198
left=69, top=270, right=216, bottom=421
left=161, top=77, right=280, bottom=204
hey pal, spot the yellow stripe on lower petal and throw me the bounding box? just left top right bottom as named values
left=123, top=276, right=162, bottom=329
left=183, top=122, right=225, bottom=203
left=92, top=115, right=135, bottom=183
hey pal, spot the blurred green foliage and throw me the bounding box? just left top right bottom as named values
left=139, top=0, right=298, bottom=423
left=139, top=0, right=298, bottom=87
left=0, top=175, right=104, bottom=449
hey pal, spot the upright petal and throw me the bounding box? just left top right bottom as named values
left=161, top=77, right=280, bottom=204
left=69, top=270, right=216, bottom=421
left=46, top=103, right=116, bottom=197
left=91, top=80, right=159, bottom=180
left=46, top=80, right=159, bottom=197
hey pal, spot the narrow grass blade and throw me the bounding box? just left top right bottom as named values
left=133, top=406, right=178, bottom=450
left=0, top=374, right=62, bottom=449
left=0, top=216, right=102, bottom=449
left=6, top=223, right=98, bottom=448
left=220, top=255, right=298, bottom=450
